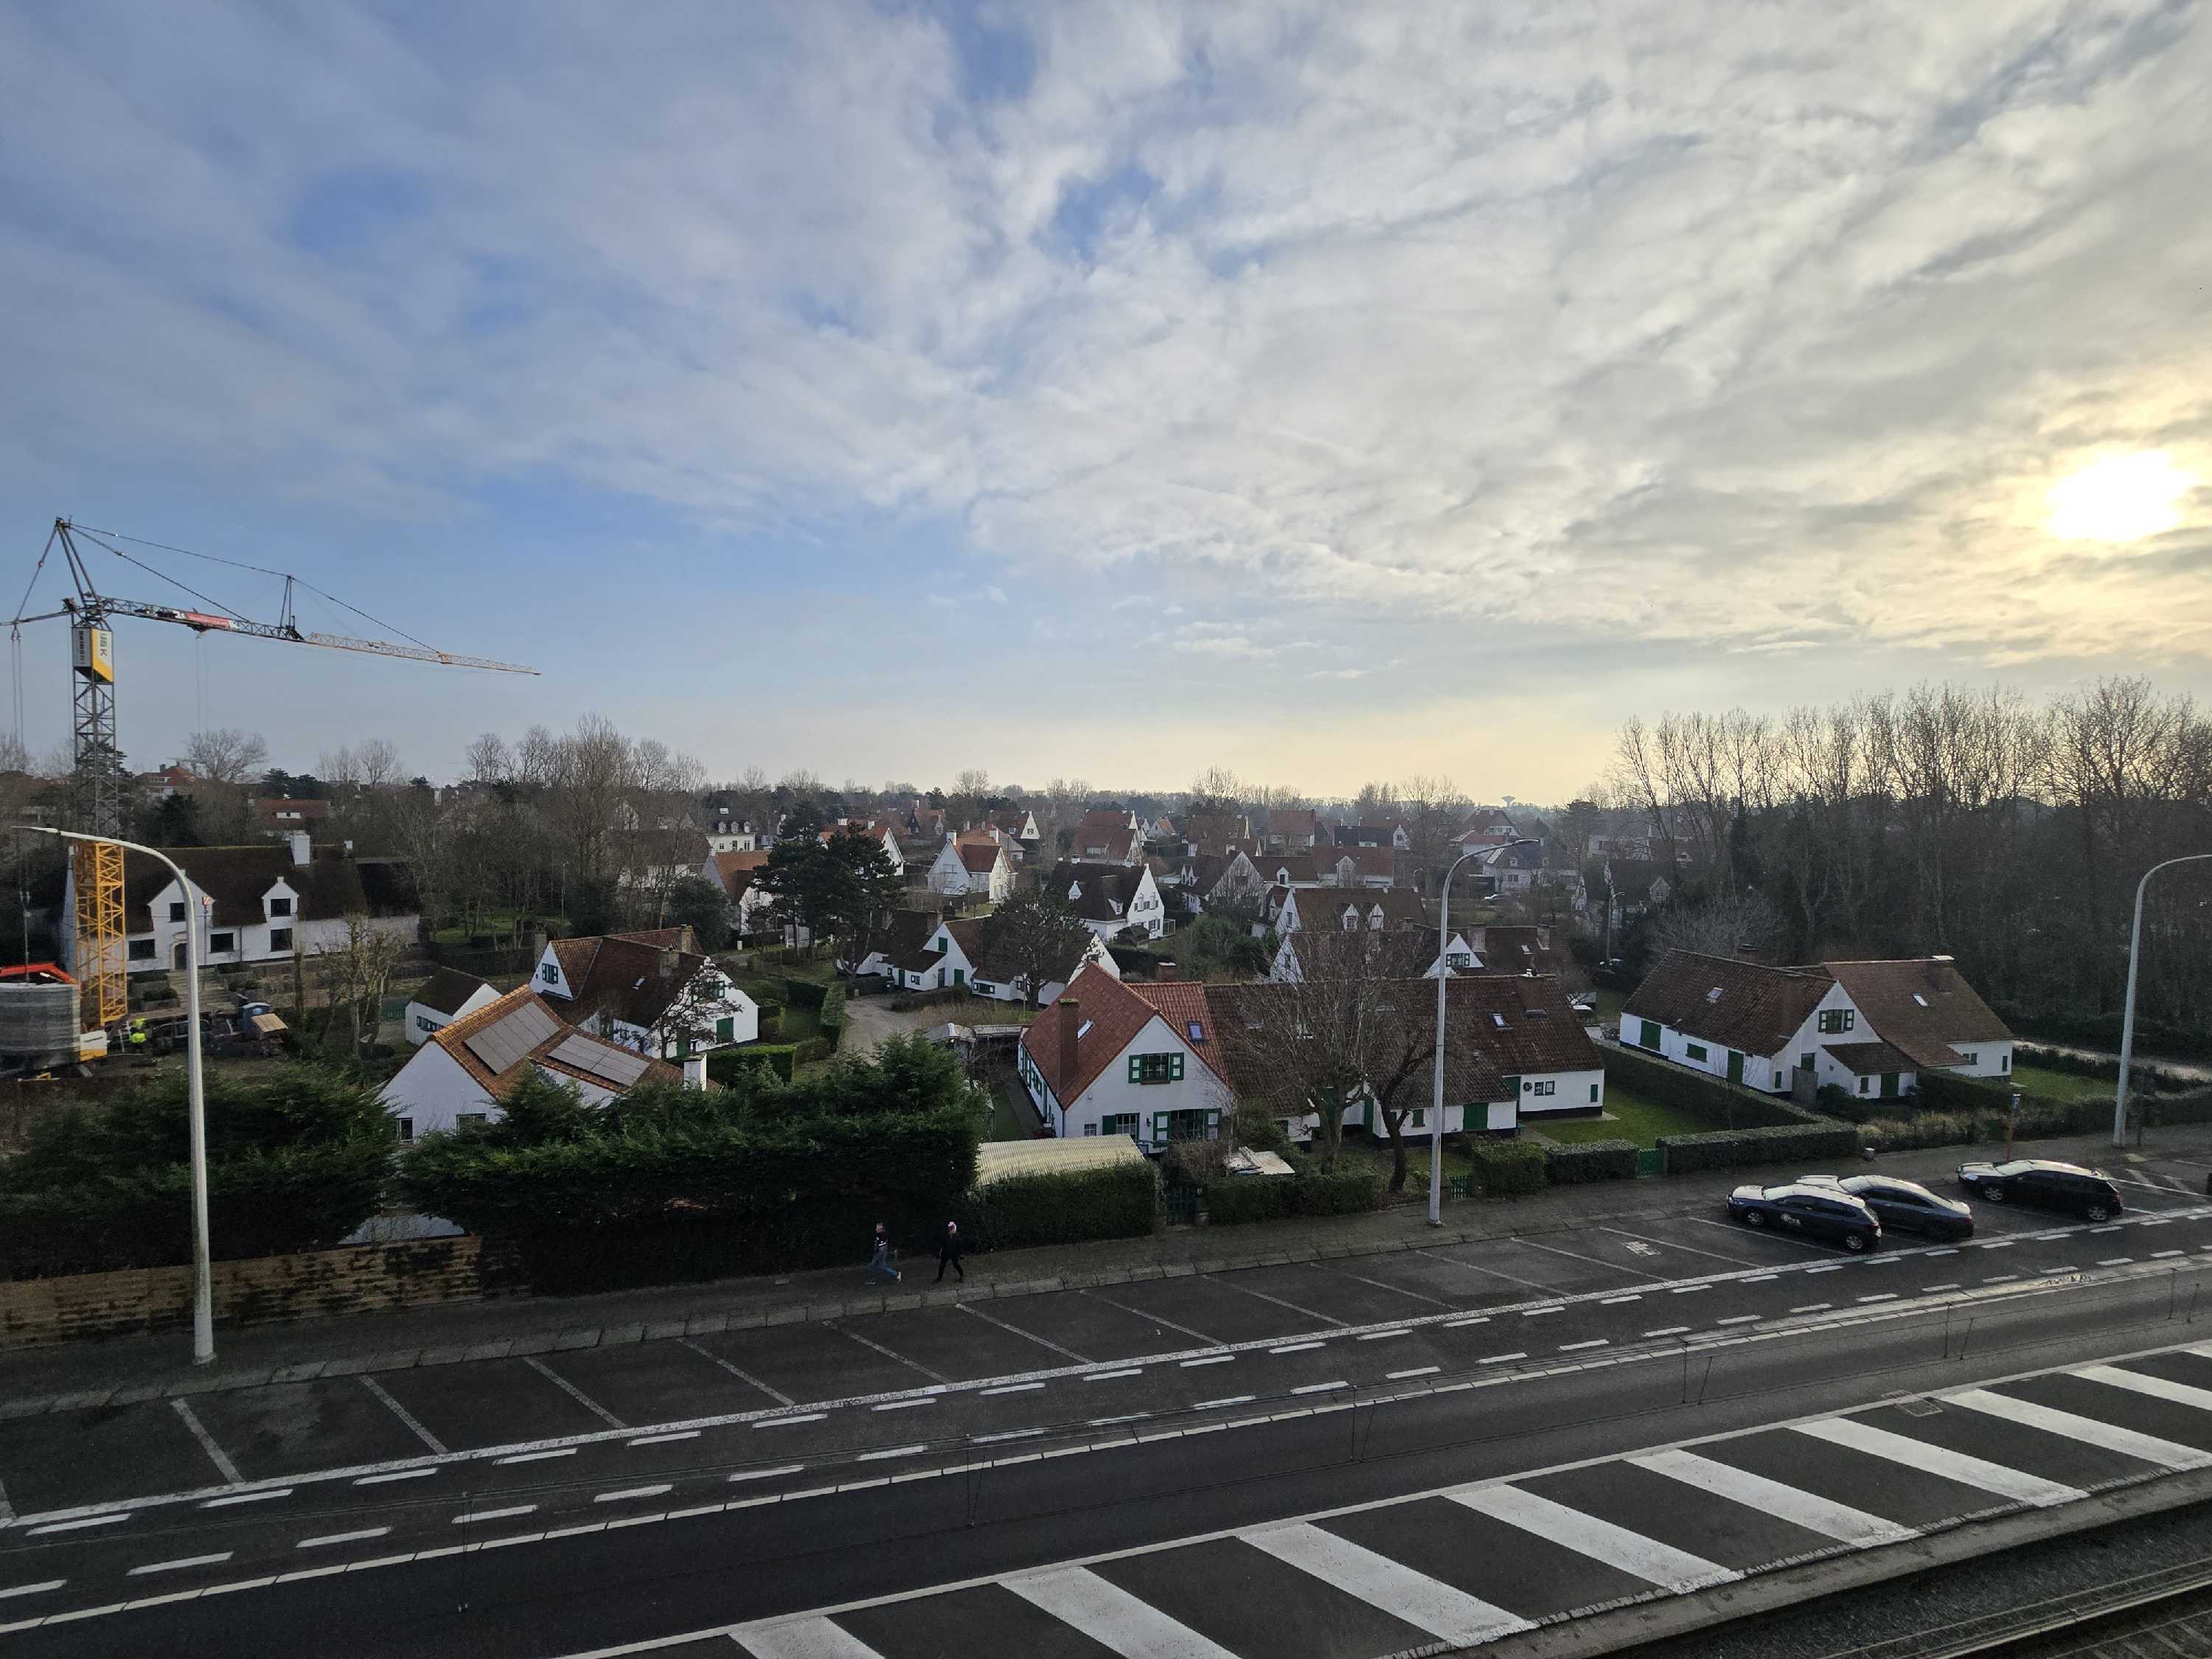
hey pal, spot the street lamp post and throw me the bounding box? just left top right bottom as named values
left=19, top=826, right=215, bottom=1365
left=2112, top=852, right=2212, bottom=1150
left=1430, top=838, right=1539, bottom=1226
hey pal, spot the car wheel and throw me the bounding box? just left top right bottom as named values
left=1982, top=1184, right=2006, bottom=1203
left=2084, top=1203, right=2112, bottom=1223
left=1952, top=1225, right=1975, bottom=1242
left=1742, top=1209, right=1768, bottom=1228
left=1842, top=1231, right=1871, bottom=1253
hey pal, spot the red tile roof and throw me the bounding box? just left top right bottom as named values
left=1020, top=964, right=1164, bottom=1102
left=1815, top=959, right=2011, bottom=1069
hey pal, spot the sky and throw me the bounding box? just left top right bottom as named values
left=1, top=1, right=2208, bottom=804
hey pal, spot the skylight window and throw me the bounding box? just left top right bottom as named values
left=1077, top=1019, right=1093, bottom=1039
left=1491, top=1012, right=1506, bottom=1029
left=1705, top=987, right=1723, bottom=1002
left=1187, top=1021, right=1205, bottom=1044
left=1913, top=992, right=1928, bottom=1006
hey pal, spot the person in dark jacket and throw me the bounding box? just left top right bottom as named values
left=935, top=1220, right=965, bottom=1282
left=865, top=1221, right=900, bottom=1284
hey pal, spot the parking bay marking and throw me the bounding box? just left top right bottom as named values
left=959, top=1301, right=1091, bottom=1363
left=358, top=1377, right=449, bottom=1455
left=169, top=1399, right=243, bottom=1486
left=827, top=1324, right=950, bottom=1385
left=678, top=1339, right=795, bottom=1408
left=521, top=1356, right=627, bottom=1430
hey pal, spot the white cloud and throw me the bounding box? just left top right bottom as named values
left=984, top=585, right=1009, bottom=605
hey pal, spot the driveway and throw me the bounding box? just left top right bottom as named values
left=840, top=991, right=951, bottom=1053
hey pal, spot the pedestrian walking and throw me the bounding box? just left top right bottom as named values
left=865, top=1221, right=900, bottom=1284
left=935, top=1220, right=965, bottom=1283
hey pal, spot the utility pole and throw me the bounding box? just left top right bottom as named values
left=2113, top=853, right=2212, bottom=1148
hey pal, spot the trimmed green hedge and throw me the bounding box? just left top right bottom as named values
left=1601, top=1043, right=1813, bottom=1130
left=785, top=978, right=829, bottom=1011
left=2148, top=1088, right=2212, bottom=1127
left=1204, top=1168, right=1384, bottom=1225
left=819, top=983, right=847, bottom=1051
left=1205, top=1178, right=1290, bottom=1225
left=1543, top=1139, right=1640, bottom=1185
left=1466, top=1137, right=1548, bottom=1195
left=710, top=1044, right=799, bottom=1084
left=1658, top=1121, right=1860, bottom=1173
left=961, top=1161, right=1159, bottom=1250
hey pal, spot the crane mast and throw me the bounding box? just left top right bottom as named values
left=15, top=518, right=538, bottom=1040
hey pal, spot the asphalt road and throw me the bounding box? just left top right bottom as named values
left=9, top=1166, right=2212, bottom=1657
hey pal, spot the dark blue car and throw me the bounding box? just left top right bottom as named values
left=1726, top=1183, right=1882, bottom=1253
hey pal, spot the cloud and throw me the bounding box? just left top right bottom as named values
left=926, top=593, right=958, bottom=610
left=984, top=585, right=1008, bottom=605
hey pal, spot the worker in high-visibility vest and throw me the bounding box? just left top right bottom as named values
left=126, top=1018, right=147, bottom=1049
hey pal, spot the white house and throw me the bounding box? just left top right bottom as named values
left=1324, top=847, right=1397, bottom=889
left=66, top=832, right=418, bottom=978
left=927, top=838, right=1012, bottom=900
left=1183, top=849, right=1268, bottom=913
left=404, top=967, right=501, bottom=1046
left=1046, top=860, right=1165, bottom=941
left=967, top=923, right=1119, bottom=1006
left=1016, top=967, right=1233, bottom=1150
left=380, top=986, right=689, bottom=1141
left=1619, top=950, right=2014, bottom=1100
left=1071, top=824, right=1143, bottom=866
left=532, top=928, right=758, bottom=1059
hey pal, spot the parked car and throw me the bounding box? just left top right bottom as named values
left=1955, top=1159, right=2123, bottom=1222
left=1725, top=1183, right=1882, bottom=1252
left=1796, top=1175, right=1974, bottom=1241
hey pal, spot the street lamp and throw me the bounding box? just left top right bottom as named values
left=17, top=826, right=215, bottom=1365
left=1430, top=838, right=1540, bottom=1226
left=2112, top=852, right=2212, bottom=1149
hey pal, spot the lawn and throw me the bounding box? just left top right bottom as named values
left=1533, top=1081, right=1725, bottom=1147
left=2009, top=1063, right=2115, bottom=1105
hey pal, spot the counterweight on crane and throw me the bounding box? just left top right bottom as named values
left=10, top=518, right=538, bottom=1043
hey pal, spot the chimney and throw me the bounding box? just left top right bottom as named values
left=659, top=946, right=678, bottom=980
left=1054, top=997, right=1080, bottom=1091
left=286, top=830, right=311, bottom=867
left=682, top=1054, right=708, bottom=1091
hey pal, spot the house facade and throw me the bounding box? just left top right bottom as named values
left=925, top=838, right=1012, bottom=900
left=404, top=967, right=501, bottom=1046
left=532, top=928, right=758, bottom=1059
left=1046, top=860, right=1166, bottom=941
left=1016, top=967, right=1232, bottom=1150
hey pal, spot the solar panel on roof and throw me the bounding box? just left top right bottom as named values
left=463, top=1000, right=560, bottom=1075
left=548, top=1034, right=652, bottom=1088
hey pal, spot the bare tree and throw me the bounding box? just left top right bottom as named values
left=309, top=915, right=408, bottom=1056
left=355, top=739, right=403, bottom=789
left=1647, top=888, right=1783, bottom=960
left=184, top=728, right=269, bottom=786
left=465, top=732, right=512, bottom=785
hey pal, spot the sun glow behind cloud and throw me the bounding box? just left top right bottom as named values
left=2046, top=451, right=2198, bottom=543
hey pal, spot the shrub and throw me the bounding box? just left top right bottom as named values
left=1465, top=1137, right=1548, bottom=1196
left=1291, top=1167, right=1384, bottom=1215
left=2148, top=1087, right=2212, bottom=1127
left=1206, top=1178, right=1293, bottom=1225
left=785, top=978, right=828, bottom=1011
left=1601, top=1043, right=1818, bottom=1130
left=1858, top=1112, right=1980, bottom=1153
left=818, top=982, right=847, bottom=1051
left=793, top=1036, right=832, bottom=1065
left=961, top=1160, right=1159, bottom=1250
left=1815, top=1082, right=1854, bottom=1116
left=1658, top=1121, right=1861, bottom=1173
left=1543, top=1139, right=1639, bottom=1185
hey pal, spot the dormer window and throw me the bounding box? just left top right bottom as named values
left=1912, top=992, right=1928, bottom=1007
left=268, top=896, right=292, bottom=917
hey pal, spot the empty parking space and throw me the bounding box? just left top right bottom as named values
left=0, top=1398, right=217, bottom=1512
left=184, top=1377, right=434, bottom=1483
left=370, top=1357, right=616, bottom=1451
left=987, top=1290, right=1191, bottom=1360
left=695, top=1321, right=934, bottom=1404
left=1423, top=1238, right=1647, bottom=1297
left=538, top=1338, right=780, bottom=1425
left=1231, top=1262, right=1442, bottom=1325
left=1522, top=1226, right=1722, bottom=1281
left=1615, top=1217, right=1826, bottom=1267
left=1334, top=1250, right=1514, bottom=1308
left=1090, top=1275, right=1314, bottom=1345
left=850, top=1306, right=1070, bottom=1382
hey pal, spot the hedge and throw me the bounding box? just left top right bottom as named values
left=960, top=1161, right=1159, bottom=1250
left=1657, top=1121, right=1860, bottom=1173
left=784, top=978, right=829, bottom=1011
left=1465, top=1137, right=1547, bottom=1196
left=1994, top=1004, right=2212, bottom=1062
left=2147, top=1087, right=2212, bottom=1127
left=1206, top=1178, right=1290, bottom=1225
left=1601, top=1043, right=1815, bottom=1130
left=2015, top=1043, right=2190, bottom=1092
left=1203, top=1168, right=1384, bottom=1225
left=1543, top=1139, right=1640, bottom=1185
left=819, top=983, right=847, bottom=1051
left=709, top=1044, right=799, bottom=1084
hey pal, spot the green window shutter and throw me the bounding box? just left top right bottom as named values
left=1640, top=1020, right=1660, bottom=1049
left=1128, top=1055, right=1140, bottom=1083
left=1589, top=1082, right=1599, bottom=1102
left=1172, top=1052, right=1185, bottom=1080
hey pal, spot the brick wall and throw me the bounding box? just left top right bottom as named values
left=0, top=1235, right=516, bottom=1351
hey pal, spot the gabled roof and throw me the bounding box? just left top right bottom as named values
left=1262, top=854, right=1320, bottom=885
left=1072, top=826, right=1138, bottom=862
left=1183, top=813, right=1253, bottom=850
left=1471, top=925, right=1564, bottom=975
left=1306, top=888, right=1427, bottom=931
left=424, top=985, right=683, bottom=1099
left=1326, top=846, right=1397, bottom=881
left=1020, top=964, right=1183, bottom=1102
left=958, top=841, right=1005, bottom=875
left=1621, top=950, right=1832, bottom=1056
left=859, top=909, right=940, bottom=971
left=1278, top=928, right=1437, bottom=982
left=1268, top=809, right=1318, bottom=840
left=972, top=910, right=1093, bottom=987
left=1815, top=959, right=2012, bottom=1070
left=123, top=844, right=417, bottom=928
left=411, top=966, right=492, bottom=1017
left=1823, top=1040, right=1920, bottom=1077
left=545, top=930, right=714, bottom=1033
left=707, top=849, right=771, bottom=899
left=1044, top=861, right=1147, bottom=924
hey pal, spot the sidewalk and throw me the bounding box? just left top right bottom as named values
left=4, top=1124, right=2202, bottom=1418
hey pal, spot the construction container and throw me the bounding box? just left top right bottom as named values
left=0, top=981, right=81, bottom=1060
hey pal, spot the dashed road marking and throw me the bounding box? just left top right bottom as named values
left=856, top=1445, right=926, bottom=1463
left=2154, top=1250, right=2186, bottom=1259
left=1444, top=1317, right=1491, bottom=1329
left=498, top=1448, right=577, bottom=1464
left=1560, top=1339, right=1610, bottom=1352
left=1086, top=1369, right=1143, bottom=1382
left=1601, top=1295, right=1642, bottom=1305
left=201, top=1489, right=291, bottom=1508
left=298, top=1528, right=389, bottom=1549
left=1790, top=1304, right=1832, bottom=1314
left=628, top=1431, right=700, bottom=1447
left=128, top=1553, right=231, bottom=1576
left=1293, top=1382, right=1348, bottom=1394
left=1388, top=1366, right=1441, bottom=1380
left=0, top=1583, right=63, bottom=1601
left=1858, top=1294, right=1899, bottom=1304
left=1360, top=1328, right=1415, bottom=1339
left=1671, top=1284, right=1712, bottom=1295
left=1194, top=1396, right=1256, bottom=1410
left=1715, top=1315, right=1760, bottom=1326
left=753, top=1413, right=826, bottom=1429
left=1924, top=1284, right=1961, bottom=1293
left=355, top=1469, right=436, bottom=1485
left=455, top=1506, right=536, bottom=1525
left=1270, top=1342, right=1326, bottom=1354
left=727, top=1466, right=804, bottom=1483
left=1478, top=1352, right=1528, bottom=1365
left=972, top=1428, right=1045, bottom=1445
left=1180, top=1355, right=1234, bottom=1368
left=594, top=1486, right=673, bottom=1504
left=26, top=1514, right=130, bottom=1536
left=1520, top=1307, right=1562, bottom=1318
left=981, top=1382, right=1045, bottom=1396
left=1644, top=1326, right=1691, bottom=1338
left=870, top=1399, right=933, bottom=1412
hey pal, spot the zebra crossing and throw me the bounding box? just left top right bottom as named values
left=705, top=1340, right=2212, bottom=1659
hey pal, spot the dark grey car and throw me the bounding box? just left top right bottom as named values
left=1798, top=1174, right=1974, bottom=1241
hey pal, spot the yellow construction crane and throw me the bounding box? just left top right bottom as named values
left=10, top=518, right=538, bottom=1037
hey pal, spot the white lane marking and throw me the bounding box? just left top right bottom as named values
left=831, top=1323, right=950, bottom=1384
left=1714, top=1315, right=1760, bottom=1326
left=1444, top=1317, right=1490, bottom=1329
left=128, top=1553, right=232, bottom=1576
left=1450, top=1484, right=1736, bottom=1592
left=1980, top=1240, right=2016, bottom=1250
left=1858, top=1294, right=1899, bottom=1304
left=1806, top=1265, right=1845, bottom=1274
left=870, top=1399, right=933, bottom=1412
left=26, top=1514, right=131, bottom=1535
left=355, top=1469, right=436, bottom=1485
left=1180, top=1356, right=1234, bottom=1368
left=595, top=1486, right=673, bottom=1504
left=1944, top=1388, right=2212, bottom=1470
left=297, top=1528, right=390, bottom=1549
left=754, top=1413, right=827, bottom=1428
left=1213, top=1275, right=1349, bottom=1327
left=2100, top=1258, right=2136, bottom=1267
left=1644, top=1326, right=1691, bottom=1338
left=1414, top=1248, right=1560, bottom=1295
left=679, top=1338, right=796, bottom=1407
left=1388, top=1366, right=1441, bottom=1380
left=2092, top=1225, right=2124, bottom=1234
left=201, top=1488, right=292, bottom=1508
left=1293, top=1382, right=1348, bottom=1395
left=1478, top=1352, right=1528, bottom=1365
left=737, top=1615, right=892, bottom=1659
left=1601, top=1295, right=1642, bottom=1305
left=1924, top=1284, right=1961, bottom=1293
left=1270, top=1342, right=1326, bottom=1354
left=1794, top=1418, right=2082, bottom=1506
left=855, top=1445, right=927, bottom=1463
left=1632, top=1449, right=1917, bottom=1545
left=358, top=1376, right=448, bottom=1455
left=1313, top=1260, right=1457, bottom=1310
left=1924, top=1248, right=1960, bottom=1257
left=1194, top=1396, right=1256, bottom=1411
left=1790, top=1304, right=1832, bottom=1315
left=1743, top=1275, right=1778, bottom=1284
left=455, top=1506, right=538, bottom=1524
left=959, top=1301, right=1091, bottom=1363
left=1081, top=1290, right=1220, bottom=1346
left=169, top=1399, right=243, bottom=1486
left=1090, top=1414, right=1150, bottom=1427
left=1006, top=1564, right=1244, bottom=1659
left=1519, top=1308, right=1562, bottom=1319
left=0, top=1582, right=63, bottom=1601
left=498, top=1448, right=577, bottom=1464
left=972, top=1429, right=1046, bottom=1445
left=1986, top=1274, right=2023, bottom=1283
left=1515, top=1235, right=1666, bottom=1282
left=628, top=1430, right=700, bottom=1447
left=2079, top=1366, right=2212, bottom=1415
left=1560, top=1339, right=1609, bottom=1352
left=0, top=1475, right=10, bottom=1526
left=521, top=1356, right=627, bottom=1430
left=1087, top=1369, right=1143, bottom=1382
left=728, top=1465, right=806, bottom=1483
left=1670, top=1284, right=1712, bottom=1295
left=1601, top=1224, right=1758, bottom=1267
left=1248, top=1519, right=1534, bottom=1646
left=1359, top=1328, right=1414, bottom=1340
left=981, top=1382, right=1046, bottom=1396
left=2154, top=1250, right=2187, bottom=1259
